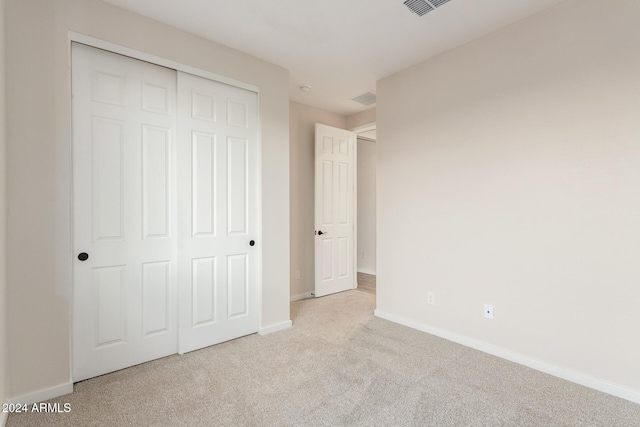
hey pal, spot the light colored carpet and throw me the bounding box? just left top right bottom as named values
left=8, top=290, right=640, bottom=426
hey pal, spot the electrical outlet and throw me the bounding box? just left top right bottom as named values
left=295, top=270, right=300, bottom=280
left=484, top=304, right=494, bottom=319
left=362, top=251, right=366, bottom=260
left=427, top=292, right=435, bottom=305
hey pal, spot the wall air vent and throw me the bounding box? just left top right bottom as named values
left=404, top=0, right=451, bottom=17
left=350, top=92, right=377, bottom=106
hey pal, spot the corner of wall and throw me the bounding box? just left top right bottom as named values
left=258, top=320, right=292, bottom=336
left=346, top=108, right=376, bottom=130
left=0, top=0, right=8, bottom=422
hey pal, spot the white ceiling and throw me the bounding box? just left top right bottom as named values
left=102, top=0, right=566, bottom=115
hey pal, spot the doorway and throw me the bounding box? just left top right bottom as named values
left=355, top=125, right=377, bottom=294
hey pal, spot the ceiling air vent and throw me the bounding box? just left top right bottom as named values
left=403, top=0, right=433, bottom=16
left=404, top=0, right=451, bottom=17
left=351, top=92, right=376, bottom=106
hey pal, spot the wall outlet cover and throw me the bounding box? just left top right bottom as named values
left=484, top=304, right=494, bottom=319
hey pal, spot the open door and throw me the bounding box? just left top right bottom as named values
left=314, top=123, right=357, bottom=297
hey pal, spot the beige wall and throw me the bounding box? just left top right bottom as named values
left=377, top=0, right=640, bottom=397
left=357, top=139, right=376, bottom=275
left=6, top=0, right=289, bottom=399
left=0, top=0, right=7, bottom=412
left=346, top=108, right=375, bottom=130
left=289, top=101, right=346, bottom=299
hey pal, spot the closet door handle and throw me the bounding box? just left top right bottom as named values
left=78, top=252, right=89, bottom=261
left=249, top=240, right=255, bottom=246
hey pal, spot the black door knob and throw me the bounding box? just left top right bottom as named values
left=318, top=231, right=326, bottom=235
left=78, top=252, right=89, bottom=261
left=249, top=240, right=255, bottom=246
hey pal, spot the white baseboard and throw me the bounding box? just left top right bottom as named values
left=1, top=409, right=7, bottom=427
left=8, top=382, right=73, bottom=406
left=374, top=309, right=640, bottom=405
left=290, top=292, right=313, bottom=302
left=258, top=320, right=292, bottom=336
left=357, top=268, right=376, bottom=275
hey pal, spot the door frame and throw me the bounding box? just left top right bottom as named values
left=350, top=122, right=376, bottom=278
left=68, top=32, right=263, bottom=380
left=350, top=122, right=376, bottom=134
left=349, top=121, right=376, bottom=279
left=70, top=33, right=260, bottom=94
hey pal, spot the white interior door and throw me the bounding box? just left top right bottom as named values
left=72, top=43, right=178, bottom=381
left=314, top=123, right=357, bottom=297
left=177, top=72, right=259, bottom=354
left=72, top=43, right=260, bottom=380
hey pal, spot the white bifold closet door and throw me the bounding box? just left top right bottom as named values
left=72, top=43, right=258, bottom=382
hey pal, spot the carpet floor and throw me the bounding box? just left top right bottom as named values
left=7, top=291, right=640, bottom=426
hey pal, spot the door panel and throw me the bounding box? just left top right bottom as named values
left=93, top=117, right=125, bottom=240
left=73, top=43, right=259, bottom=380
left=192, top=257, right=217, bottom=326
left=177, top=71, right=258, bottom=354
left=141, top=261, right=171, bottom=337
left=192, top=132, right=217, bottom=236
left=227, top=137, right=249, bottom=235
left=228, top=254, right=249, bottom=318
left=314, top=124, right=356, bottom=297
left=142, top=125, right=171, bottom=238
left=94, top=265, right=126, bottom=347
left=322, top=161, right=333, bottom=224
left=73, top=43, right=178, bottom=381
left=322, top=240, right=333, bottom=280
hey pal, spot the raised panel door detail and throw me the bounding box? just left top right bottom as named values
left=93, top=71, right=124, bottom=106
left=74, top=42, right=179, bottom=382
left=177, top=70, right=258, bottom=356
left=142, top=125, right=170, bottom=239
left=228, top=254, right=248, bottom=319
left=338, top=237, right=349, bottom=278
left=192, top=132, right=216, bottom=237
left=339, top=138, right=349, bottom=155
left=227, top=137, right=248, bottom=235
left=227, top=99, right=248, bottom=128
left=322, top=239, right=333, bottom=281
left=142, top=82, right=170, bottom=114
left=93, top=266, right=126, bottom=348
left=93, top=117, right=124, bottom=241
left=323, top=136, right=333, bottom=154
left=142, top=261, right=171, bottom=337
left=192, top=257, right=217, bottom=327
left=192, top=91, right=216, bottom=122
left=322, top=161, right=333, bottom=226
left=314, top=124, right=355, bottom=298
left=338, top=162, right=349, bottom=225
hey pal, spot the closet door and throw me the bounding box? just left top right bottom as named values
left=72, top=43, right=178, bottom=381
left=177, top=72, right=259, bottom=354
